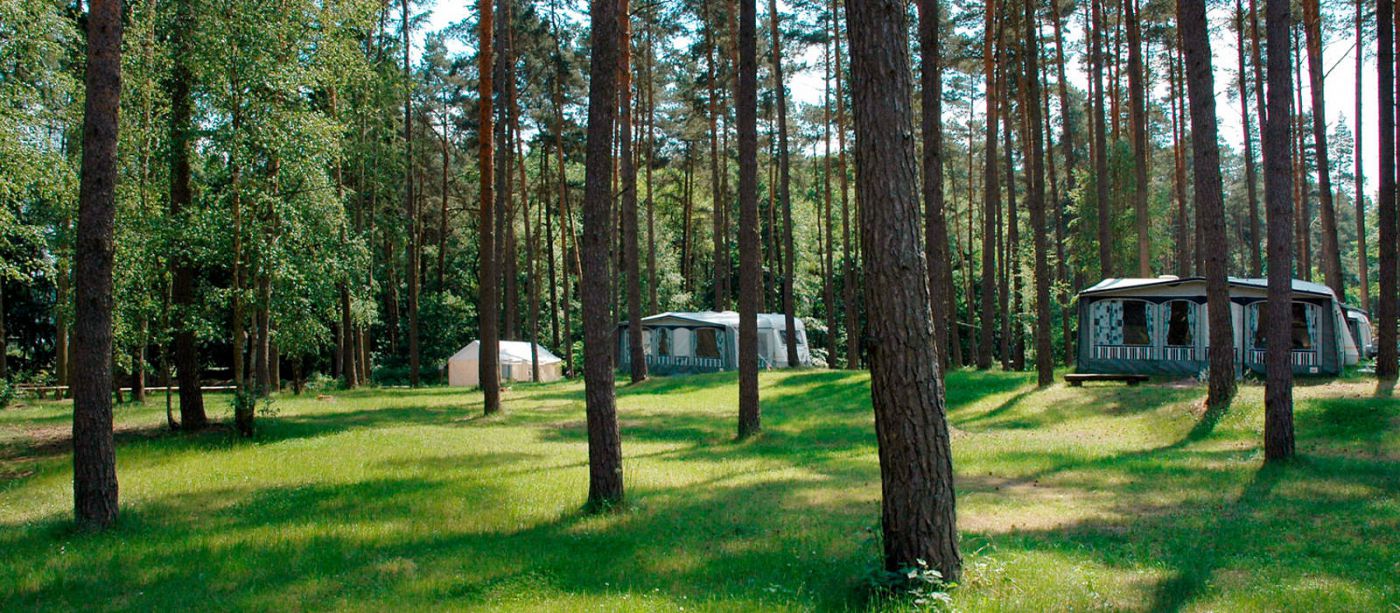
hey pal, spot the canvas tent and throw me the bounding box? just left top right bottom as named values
left=447, top=340, right=564, bottom=387
left=617, top=311, right=813, bottom=375
left=1077, top=276, right=1359, bottom=377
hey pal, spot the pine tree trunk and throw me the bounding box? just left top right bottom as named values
left=1355, top=0, right=1370, bottom=313
left=645, top=15, right=658, bottom=315
left=73, top=0, right=122, bottom=530
left=479, top=0, right=502, bottom=413
left=1377, top=0, right=1399, bottom=379
left=707, top=2, right=728, bottom=311
left=1232, top=0, right=1263, bottom=276
left=737, top=0, right=762, bottom=438
left=1264, top=0, right=1297, bottom=456
left=1180, top=0, right=1237, bottom=410
left=582, top=0, right=624, bottom=507
left=1301, top=0, right=1345, bottom=299
left=1092, top=0, right=1112, bottom=278
left=1126, top=0, right=1150, bottom=277
left=979, top=5, right=1000, bottom=371
left=1025, top=0, right=1053, bottom=386
left=168, top=0, right=206, bottom=429
left=835, top=0, right=859, bottom=369
left=621, top=0, right=647, bottom=383
left=403, top=0, right=420, bottom=387
left=823, top=25, right=839, bottom=368
left=1051, top=0, right=1075, bottom=366
left=1171, top=38, right=1191, bottom=276
left=919, top=0, right=951, bottom=373
left=846, top=0, right=961, bottom=580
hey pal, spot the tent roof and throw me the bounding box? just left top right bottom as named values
left=1079, top=276, right=1337, bottom=299
left=631, top=311, right=802, bottom=330
left=449, top=340, right=563, bottom=364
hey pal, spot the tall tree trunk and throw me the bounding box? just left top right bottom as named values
left=1355, top=0, right=1370, bottom=313
left=1301, top=0, right=1345, bottom=299
left=835, top=0, right=859, bottom=369
left=645, top=14, right=658, bottom=315
left=1378, top=0, right=1399, bottom=379
left=403, top=0, right=420, bottom=387
left=823, top=24, right=839, bottom=368
left=1264, top=0, right=1297, bottom=456
left=846, top=0, right=961, bottom=580
left=621, top=0, right=647, bottom=383
left=707, top=1, right=728, bottom=311
left=979, top=4, right=1000, bottom=370
left=582, top=0, right=625, bottom=507
left=550, top=3, right=574, bottom=376
left=766, top=0, right=799, bottom=368
left=1025, top=0, right=1052, bottom=386
left=479, top=0, right=502, bottom=413
left=919, top=0, right=951, bottom=373
left=1180, top=0, right=1238, bottom=410
left=738, top=0, right=762, bottom=437
left=168, top=0, right=206, bottom=429
left=1237, top=0, right=1264, bottom=276
left=1092, top=0, right=1112, bottom=277
left=73, top=0, right=122, bottom=530
left=1292, top=31, right=1311, bottom=281
left=1171, top=39, right=1190, bottom=276
left=1051, top=0, right=1075, bottom=365
left=1126, top=0, right=1150, bottom=276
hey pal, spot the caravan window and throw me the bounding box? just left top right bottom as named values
left=1165, top=301, right=1193, bottom=347
left=1253, top=303, right=1314, bottom=350
left=783, top=329, right=805, bottom=347
left=1122, top=301, right=1151, bottom=346
left=696, top=328, right=721, bottom=358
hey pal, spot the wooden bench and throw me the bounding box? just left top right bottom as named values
left=1064, top=373, right=1149, bottom=387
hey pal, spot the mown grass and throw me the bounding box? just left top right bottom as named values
left=0, top=370, right=1396, bottom=611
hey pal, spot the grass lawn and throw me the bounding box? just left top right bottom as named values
left=1, top=370, right=1397, bottom=611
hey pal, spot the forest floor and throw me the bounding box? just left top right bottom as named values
left=1, top=369, right=1396, bottom=611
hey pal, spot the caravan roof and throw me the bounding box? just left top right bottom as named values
left=1079, top=277, right=1337, bottom=299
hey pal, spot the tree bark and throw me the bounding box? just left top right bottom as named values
left=479, top=0, right=502, bottom=413
left=765, top=0, right=799, bottom=369
left=1264, top=0, right=1297, bottom=456
left=404, top=0, right=420, bottom=387
left=1180, top=0, right=1238, bottom=410
left=621, top=0, right=647, bottom=383
left=1126, top=0, right=1150, bottom=276
left=73, top=0, right=122, bottom=531
left=1025, top=0, right=1052, bottom=386
left=1301, top=0, right=1345, bottom=299
left=918, top=0, right=951, bottom=373
left=738, top=0, right=762, bottom=438
left=167, top=0, right=206, bottom=429
left=823, top=23, right=839, bottom=368
left=835, top=0, right=859, bottom=369
left=1378, top=0, right=1399, bottom=379
left=582, top=0, right=625, bottom=506
left=1236, top=0, right=1264, bottom=276
left=1092, top=0, right=1112, bottom=278
left=1355, top=0, right=1370, bottom=313
left=707, top=1, right=729, bottom=311
left=846, top=0, right=961, bottom=580
left=979, top=4, right=1000, bottom=370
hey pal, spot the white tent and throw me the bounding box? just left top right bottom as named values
left=447, top=340, right=564, bottom=387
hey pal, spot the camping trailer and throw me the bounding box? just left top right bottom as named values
left=447, top=340, right=564, bottom=387
left=1076, top=277, right=1358, bottom=377
left=1344, top=305, right=1377, bottom=359
left=617, top=311, right=812, bottom=376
